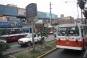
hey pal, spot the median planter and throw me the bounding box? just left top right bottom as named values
left=8, top=40, right=56, bottom=58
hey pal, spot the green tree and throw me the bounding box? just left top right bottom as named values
left=83, top=9, right=87, bottom=19
left=77, top=0, right=87, bottom=24
left=36, top=26, right=49, bottom=49
left=77, top=0, right=86, bottom=9
left=0, top=29, right=10, bottom=58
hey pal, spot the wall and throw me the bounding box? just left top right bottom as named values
left=37, top=11, right=47, bottom=19
left=37, top=11, right=58, bottom=19
left=0, top=4, right=58, bottom=20
left=0, top=5, right=18, bottom=16
left=58, top=19, right=74, bottom=24
left=3, top=5, right=18, bottom=16
left=0, top=5, right=4, bottom=16
left=0, top=16, right=7, bottom=22
left=46, top=13, right=58, bottom=19
left=18, top=8, right=26, bottom=16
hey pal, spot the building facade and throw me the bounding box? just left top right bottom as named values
left=0, top=4, right=58, bottom=25
left=58, top=14, right=74, bottom=24
left=75, top=18, right=86, bottom=24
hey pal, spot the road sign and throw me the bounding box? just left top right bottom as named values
left=26, top=3, right=38, bottom=22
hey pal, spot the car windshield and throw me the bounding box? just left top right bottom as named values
left=25, top=34, right=32, bottom=38
left=58, top=26, right=79, bottom=36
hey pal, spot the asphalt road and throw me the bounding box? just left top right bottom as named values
left=43, top=47, right=87, bottom=58
left=2, top=34, right=55, bottom=55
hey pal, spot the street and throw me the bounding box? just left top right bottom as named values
left=43, top=48, right=87, bottom=58
left=2, top=34, right=55, bottom=55
left=3, top=34, right=87, bottom=58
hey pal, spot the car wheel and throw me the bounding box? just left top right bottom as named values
left=27, top=42, right=32, bottom=47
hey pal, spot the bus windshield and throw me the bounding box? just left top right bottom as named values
left=58, top=26, right=79, bottom=36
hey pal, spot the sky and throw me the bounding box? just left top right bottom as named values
left=0, top=0, right=82, bottom=19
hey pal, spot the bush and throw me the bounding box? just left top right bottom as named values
left=0, top=29, right=10, bottom=58
left=29, top=50, right=41, bottom=58
left=45, top=46, right=52, bottom=50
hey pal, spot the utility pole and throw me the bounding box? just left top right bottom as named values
left=50, top=2, right=52, bottom=25
left=76, top=2, right=79, bottom=18
left=81, top=9, right=83, bottom=24
left=31, top=22, right=35, bottom=50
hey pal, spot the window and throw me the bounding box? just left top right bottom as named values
left=58, top=26, right=79, bottom=36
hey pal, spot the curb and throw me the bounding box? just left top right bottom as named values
left=37, top=48, right=57, bottom=58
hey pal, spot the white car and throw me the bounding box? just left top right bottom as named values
left=0, top=37, right=7, bottom=43
left=18, top=33, right=41, bottom=46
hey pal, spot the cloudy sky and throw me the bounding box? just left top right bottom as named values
left=0, top=0, right=82, bottom=19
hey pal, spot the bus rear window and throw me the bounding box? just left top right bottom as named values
left=58, top=27, right=79, bottom=36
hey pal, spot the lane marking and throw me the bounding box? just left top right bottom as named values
left=84, top=49, right=87, bottom=57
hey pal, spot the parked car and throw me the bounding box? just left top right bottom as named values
left=18, top=33, right=41, bottom=46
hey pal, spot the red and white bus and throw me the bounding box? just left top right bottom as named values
left=0, top=27, right=31, bottom=43
left=56, top=24, right=87, bottom=51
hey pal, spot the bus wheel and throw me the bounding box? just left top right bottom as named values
left=27, top=42, right=32, bottom=47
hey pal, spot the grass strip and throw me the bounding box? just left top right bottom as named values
left=9, top=40, right=56, bottom=58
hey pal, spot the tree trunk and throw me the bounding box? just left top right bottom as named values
left=41, top=44, right=43, bottom=49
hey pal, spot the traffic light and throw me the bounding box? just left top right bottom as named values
left=83, top=10, right=87, bottom=19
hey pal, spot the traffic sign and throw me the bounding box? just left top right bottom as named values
left=26, top=3, right=38, bottom=22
